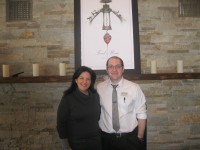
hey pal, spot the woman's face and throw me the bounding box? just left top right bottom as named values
left=75, top=71, right=91, bottom=94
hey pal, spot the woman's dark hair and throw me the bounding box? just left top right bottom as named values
left=64, top=66, right=97, bottom=95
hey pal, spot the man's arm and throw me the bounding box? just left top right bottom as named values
left=137, top=119, right=146, bottom=139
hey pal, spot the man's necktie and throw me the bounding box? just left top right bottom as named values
left=112, top=84, right=120, bottom=132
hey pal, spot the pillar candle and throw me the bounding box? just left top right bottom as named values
left=2, top=64, right=10, bottom=77
left=59, top=63, right=66, bottom=76
left=151, top=60, right=157, bottom=74
left=33, top=63, right=39, bottom=77
left=177, top=60, right=183, bottom=73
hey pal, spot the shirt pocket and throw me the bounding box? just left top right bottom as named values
left=118, top=94, right=135, bottom=116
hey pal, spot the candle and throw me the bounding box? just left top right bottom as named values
left=151, top=60, right=157, bottom=74
left=59, top=63, right=66, bottom=76
left=33, top=63, right=39, bottom=77
left=177, top=60, right=183, bottom=73
left=2, top=64, right=10, bottom=77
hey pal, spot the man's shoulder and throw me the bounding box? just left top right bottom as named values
left=97, top=80, right=108, bottom=88
left=123, top=78, right=140, bottom=88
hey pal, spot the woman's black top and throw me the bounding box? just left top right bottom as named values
left=57, top=89, right=101, bottom=140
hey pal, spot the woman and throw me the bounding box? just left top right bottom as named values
left=57, top=66, right=102, bottom=150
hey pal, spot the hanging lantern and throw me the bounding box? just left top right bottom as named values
left=87, top=0, right=124, bottom=48
left=102, top=4, right=112, bottom=30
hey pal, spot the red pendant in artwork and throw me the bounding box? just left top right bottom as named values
left=103, top=32, right=112, bottom=45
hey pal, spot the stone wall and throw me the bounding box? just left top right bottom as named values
left=139, top=0, right=200, bottom=73
left=0, top=80, right=200, bottom=150
left=141, top=79, right=200, bottom=150
left=0, top=83, right=66, bottom=150
left=0, top=0, right=200, bottom=150
left=0, top=0, right=74, bottom=76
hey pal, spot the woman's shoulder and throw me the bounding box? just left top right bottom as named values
left=61, top=92, right=74, bottom=102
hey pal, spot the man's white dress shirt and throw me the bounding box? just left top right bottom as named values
left=97, top=77, right=147, bottom=133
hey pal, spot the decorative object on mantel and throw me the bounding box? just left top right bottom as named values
left=177, top=60, right=183, bottom=73
left=12, top=72, right=24, bottom=77
left=33, top=63, right=39, bottom=77
left=59, top=63, right=66, bottom=76
left=2, top=64, right=10, bottom=78
left=151, top=60, right=157, bottom=74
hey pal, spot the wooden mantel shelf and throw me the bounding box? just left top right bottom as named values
left=0, top=73, right=200, bottom=83
left=124, top=73, right=200, bottom=81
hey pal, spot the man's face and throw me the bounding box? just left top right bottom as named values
left=106, top=58, right=124, bottom=83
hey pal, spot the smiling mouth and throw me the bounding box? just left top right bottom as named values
left=81, top=84, right=89, bottom=87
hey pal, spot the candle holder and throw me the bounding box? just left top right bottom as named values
left=177, top=60, right=183, bottom=73
left=2, top=64, right=10, bottom=77
left=33, top=63, right=39, bottom=77
left=151, top=60, right=157, bottom=74
left=59, top=63, right=66, bottom=76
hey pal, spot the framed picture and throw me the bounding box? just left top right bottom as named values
left=75, top=0, right=141, bottom=74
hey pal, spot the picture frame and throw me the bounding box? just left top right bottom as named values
left=74, top=0, right=141, bottom=74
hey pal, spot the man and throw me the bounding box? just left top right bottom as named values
left=97, top=56, right=147, bottom=150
